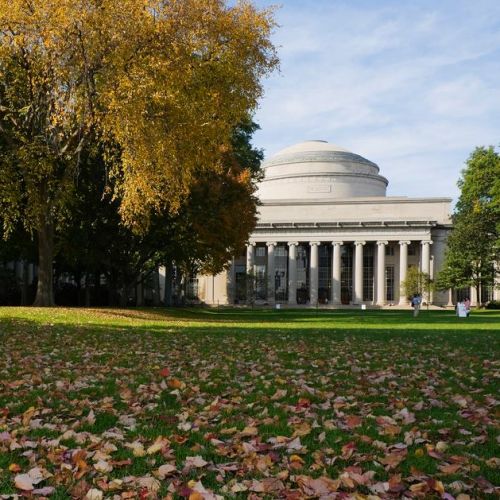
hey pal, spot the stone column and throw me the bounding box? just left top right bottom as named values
left=421, top=240, right=432, bottom=275
left=376, top=241, right=388, bottom=306
left=421, top=240, right=433, bottom=304
left=354, top=241, right=365, bottom=304
left=288, top=242, right=298, bottom=305
left=246, top=243, right=255, bottom=304
left=429, top=255, right=435, bottom=304
left=229, top=258, right=236, bottom=304
left=399, top=241, right=410, bottom=305
left=309, top=242, right=320, bottom=305
left=494, top=262, right=500, bottom=301
left=331, top=241, right=343, bottom=305
left=447, top=288, right=454, bottom=307
left=470, top=286, right=478, bottom=307
left=266, top=242, right=276, bottom=305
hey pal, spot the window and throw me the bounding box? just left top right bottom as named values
left=340, top=245, right=353, bottom=304
left=385, top=245, right=394, bottom=256
left=385, top=266, right=394, bottom=301
left=256, top=246, right=266, bottom=257
left=363, top=245, right=374, bottom=301
left=274, top=245, right=288, bottom=302
left=318, top=244, right=331, bottom=303
left=408, top=244, right=416, bottom=256
left=296, top=245, right=309, bottom=304
left=255, top=264, right=267, bottom=300
left=186, top=277, right=199, bottom=300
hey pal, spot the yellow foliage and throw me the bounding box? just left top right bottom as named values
left=0, top=0, right=278, bottom=232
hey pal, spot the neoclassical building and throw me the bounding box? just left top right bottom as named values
left=194, top=140, right=477, bottom=307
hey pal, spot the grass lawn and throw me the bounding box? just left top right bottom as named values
left=0, top=307, right=498, bottom=499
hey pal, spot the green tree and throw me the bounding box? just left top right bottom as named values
left=437, top=146, right=500, bottom=303
left=401, top=266, right=433, bottom=303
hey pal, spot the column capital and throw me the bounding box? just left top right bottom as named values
left=399, top=240, right=411, bottom=246
left=309, top=241, right=321, bottom=246
left=354, top=240, right=366, bottom=246
left=247, top=241, right=257, bottom=247
left=421, top=240, right=433, bottom=246
left=266, top=241, right=277, bottom=248
left=287, top=241, right=299, bottom=247
left=376, top=240, right=389, bottom=246
left=331, top=240, right=344, bottom=246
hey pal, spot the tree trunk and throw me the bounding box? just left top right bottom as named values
left=33, top=221, right=55, bottom=306
left=152, top=269, right=161, bottom=306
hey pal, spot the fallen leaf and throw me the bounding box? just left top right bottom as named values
left=14, top=473, right=33, bottom=491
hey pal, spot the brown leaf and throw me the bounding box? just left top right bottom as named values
left=345, top=415, right=362, bottom=429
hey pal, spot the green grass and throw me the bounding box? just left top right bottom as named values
left=0, top=306, right=499, bottom=498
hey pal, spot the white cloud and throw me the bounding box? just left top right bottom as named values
left=251, top=0, right=500, bottom=202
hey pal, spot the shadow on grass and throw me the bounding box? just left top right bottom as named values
left=1, top=308, right=499, bottom=351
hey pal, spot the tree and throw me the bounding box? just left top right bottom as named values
left=401, top=266, right=433, bottom=303
left=0, top=0, right=278, bottom=306
left=437, top=146, right=500, bottom=303
left=50, top=117, right=264, bottom=306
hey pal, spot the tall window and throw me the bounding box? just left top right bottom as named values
left=318, top=244, right=331, bottom=303
left=341, top=245, right=353, bottom=304
left=385, top=266, right=394, bottom=301
left=481, top=284, right=493, bottom=303
left=235, top=265, right=246, bottom=303
left=363, top=244, right=374, bottom=301
left=274, top=245, right=288, bottom=302
left=255, top=265, right=267, bottom=300
left=186, top=276, right=199, bottom=301
left=253, top=246, right=267, bottom=300
left=296, top=245, right=309, bottom=304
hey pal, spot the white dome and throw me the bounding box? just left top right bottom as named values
left=257, top=140, right=388, bottom=201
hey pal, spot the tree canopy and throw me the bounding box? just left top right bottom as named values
left=437, top=146, right=500, bottom=301
left=0, top=0, right=278, bottom=305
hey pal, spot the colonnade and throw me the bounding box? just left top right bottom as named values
left=246, top=239, right=434, bottom=306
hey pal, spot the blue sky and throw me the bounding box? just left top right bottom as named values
left=249, top=0, right=500, bottom=201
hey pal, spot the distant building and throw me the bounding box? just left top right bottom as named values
left=194, top=140, right=497, bottom=307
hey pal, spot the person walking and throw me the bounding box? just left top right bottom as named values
left=411, top=293, right=422, bottom=317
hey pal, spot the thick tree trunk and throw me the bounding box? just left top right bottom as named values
left=33, top=221, right=55, bottom=306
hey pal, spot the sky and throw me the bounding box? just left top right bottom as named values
left=249, top=0, right=500, bottom=202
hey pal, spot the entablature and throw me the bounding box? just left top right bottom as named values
left=255, top=220, right=443, bottom=230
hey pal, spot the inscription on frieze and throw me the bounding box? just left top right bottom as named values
left=307, top=185, right=331, bottom=193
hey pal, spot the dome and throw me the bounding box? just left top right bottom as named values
left=257, top=140, right=388, bottom=201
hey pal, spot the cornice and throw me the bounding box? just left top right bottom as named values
left=259, top=197, right=453, bottom=206
left=254, top=220, right=453, bottom=231
left=260, top=171, right=389, bottom=186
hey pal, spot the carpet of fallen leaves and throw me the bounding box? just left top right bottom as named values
left=0, top=307, right=499, bottom=499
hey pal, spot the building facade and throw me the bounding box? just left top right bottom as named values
left=193, top=140, right=497, bottom=307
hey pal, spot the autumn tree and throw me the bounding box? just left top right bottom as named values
left=0, top=0, right=278, bottom=306
left=437, top=146, right=500, bottom=302
left=52, top=119, right=263, bottom=306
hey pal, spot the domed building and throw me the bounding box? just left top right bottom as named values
left=196, top=140, right=456, bottom=307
